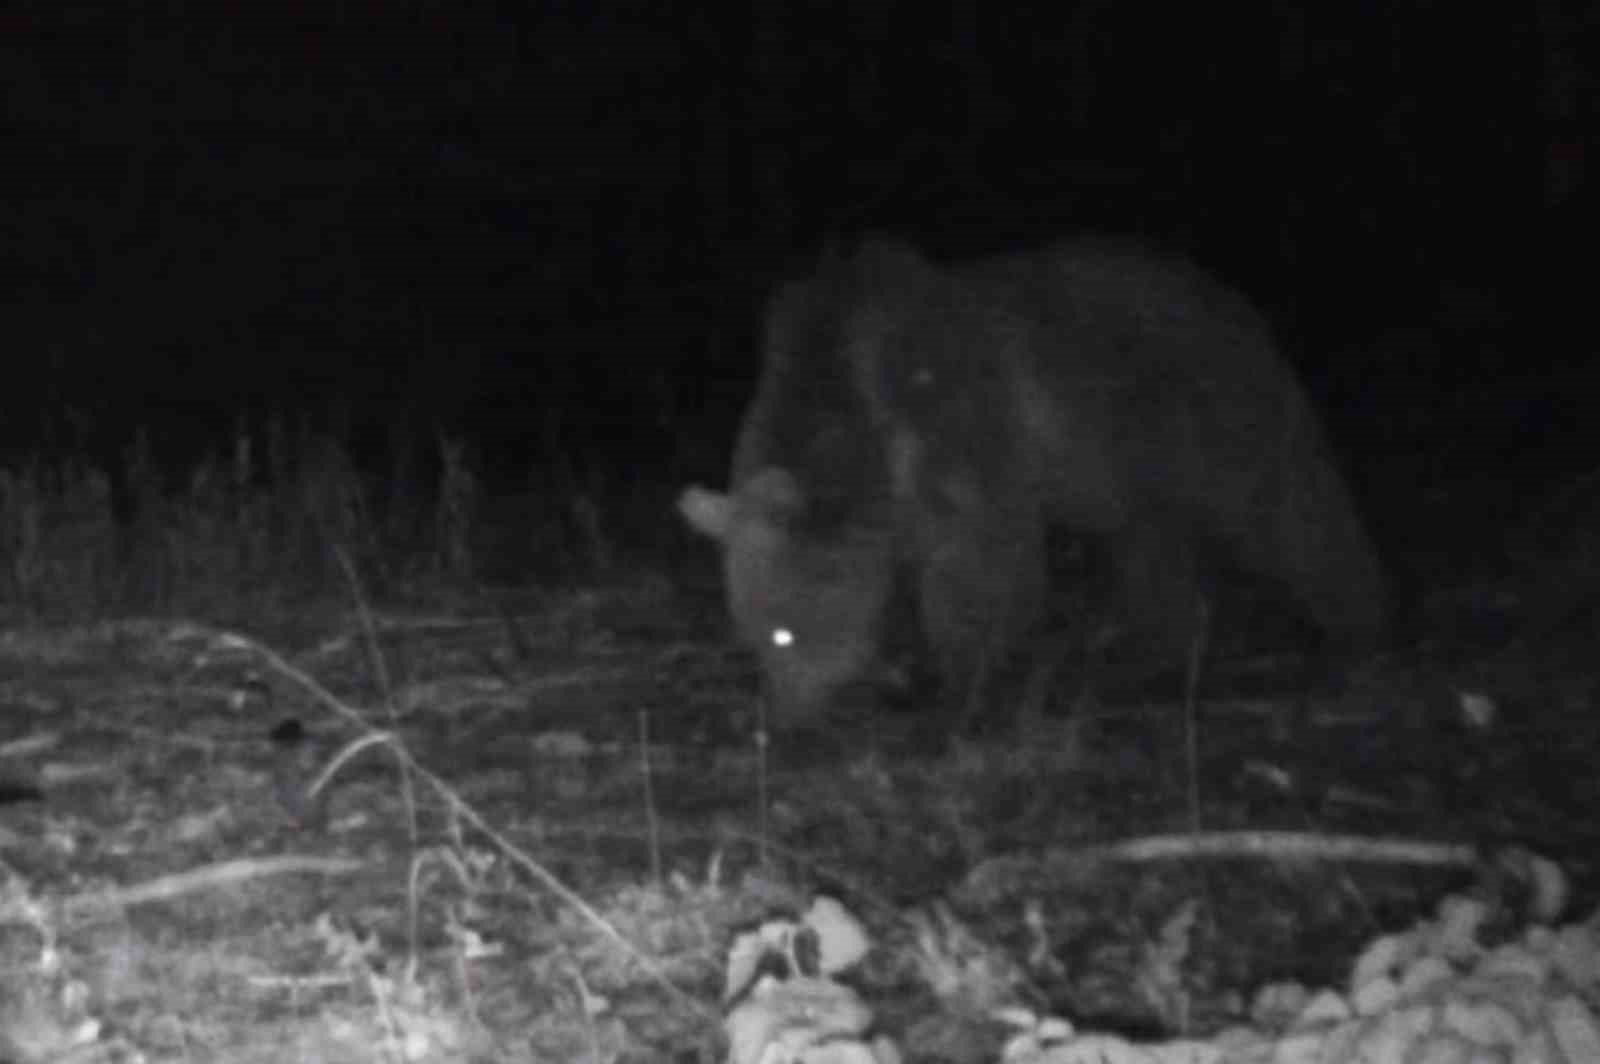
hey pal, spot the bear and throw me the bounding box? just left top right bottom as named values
left=679, top=237, right=1383, bottom=733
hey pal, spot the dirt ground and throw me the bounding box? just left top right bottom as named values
left=0, top=577, right=1596, bottom=1062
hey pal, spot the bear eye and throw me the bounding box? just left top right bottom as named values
left=770, top=627, right=796, bottom=649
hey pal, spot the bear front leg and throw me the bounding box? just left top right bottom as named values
left=915, top=513, right=1047, bottom=732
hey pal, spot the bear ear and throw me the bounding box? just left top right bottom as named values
left=740, top=467, right=804, bottom=515
left=679, top=470, right=804, bottom=542
left=678, top=485, right=735, bottom=541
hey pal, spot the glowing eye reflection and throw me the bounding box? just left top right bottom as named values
left=770, top=628, right=795, bottom=649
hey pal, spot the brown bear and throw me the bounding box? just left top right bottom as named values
left=680, top=238, right=1382, bottom=732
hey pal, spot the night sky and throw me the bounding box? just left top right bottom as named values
left=3, top=2, right=1593, bottom=576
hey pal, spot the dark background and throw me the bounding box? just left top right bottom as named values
left=2, top=1, right=1592, bottom=588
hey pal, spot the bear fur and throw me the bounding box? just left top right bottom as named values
left=680, top=238, right=1383, bottom=730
